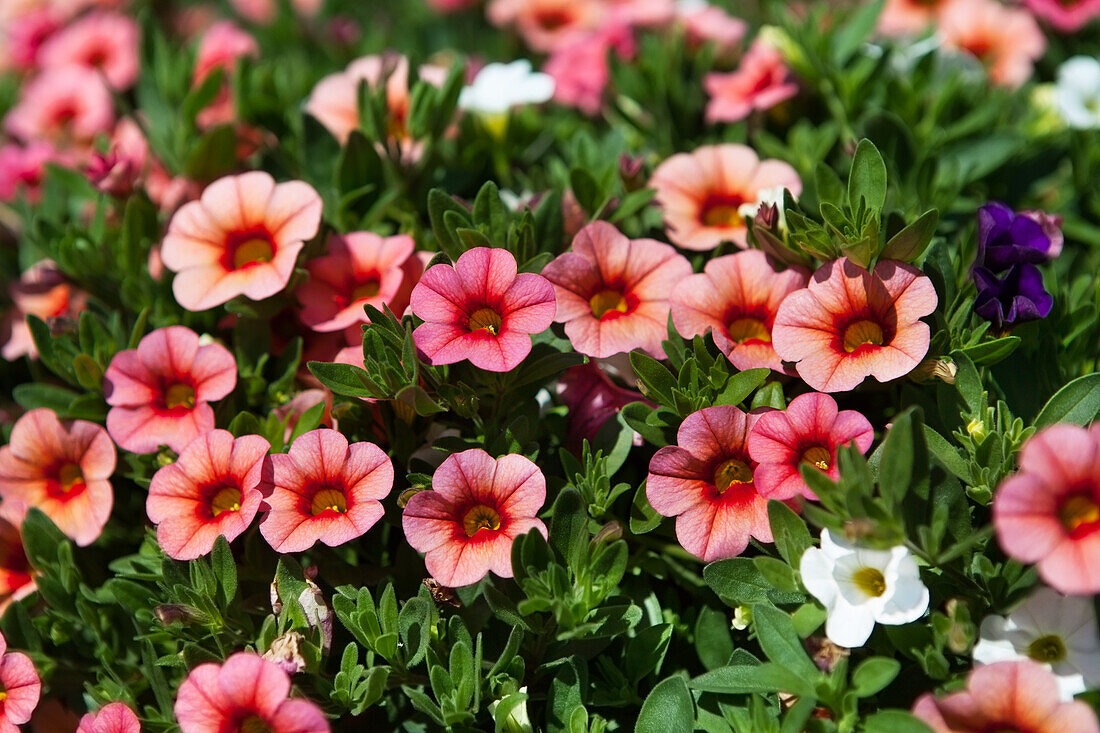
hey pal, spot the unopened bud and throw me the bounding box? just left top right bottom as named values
left=155, top=604, right=203, bottom=625
left=592, top=521, right=623, bottom=546
left=731, top=605, right=752, bottom=630
left=398, top=487, right=424, bottom=508
left=842, top=518, right=875, bottom=542
left=912, top=357, right=957, bottom=384
left=619, top=154, right=645, bottom=191
left=966, top=418, right=988, bottom=442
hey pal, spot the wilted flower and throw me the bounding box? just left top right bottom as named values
left=800, top=528, right=930, bottom=648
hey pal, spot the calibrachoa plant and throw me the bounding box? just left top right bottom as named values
left=2, top=0, right=1100, bottom=731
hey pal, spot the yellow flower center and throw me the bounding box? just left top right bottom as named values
left=311, top=488, right=347, bottom=515
left=58, top=463, right=85, bottom=492
left=589, top=290, right=629, bottom=319
left=241, top=716, right=273, bottom=733
left=351, top=280, right=381, bottom=301
left=1059, top=495, right=1100, bottom=534
left=232, top=238, right=275, bottom=269
left=210, top=486, right=243, bottom=517
left=713, top=458, right=753, bottom=494
left=462, top=505, right=502, bottom=537
left=700, top=193, right=746, bottom=228
left=853, top=567, right=887, bottom=597
left=727, top=317, right=771, bottom=344
left=0, top=690, right=6, bottom=703
left=802, top=446, right=832, bottom=471
left=165, top=383, right=196, bottom=410
left=468, top=308, right=502, bottom=335
left=842, top=320, right=884, bottom=353
left=1028, top=634, right=1067, bottom=664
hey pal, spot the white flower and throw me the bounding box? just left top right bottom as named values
left=973, top=586, right=1100, bottom=700
left=1056, top=56, right=1100, bottom=129
left=737, top=185, right=790, bottom=231
left=458, top=60, right=555, bottom=115
left=799, top=529, right=929, bottom=648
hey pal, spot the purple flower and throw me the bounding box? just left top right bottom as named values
left=977, top=202, right=1059, bottom=271
left=973, top=264, right=1053, bottom=331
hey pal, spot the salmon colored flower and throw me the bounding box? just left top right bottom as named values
left=705, top=39, right=798, bottom=123
left=2, top=260, right=87, bottom=361
left=161, top=172, right=323, bottom=311
left=0, top=409, right=115, bottom=547
left=3, top=66, right=114, bottom=146
left=298, top=232, right=419, bottom=332
left=647, top=406, right=775, bottom=561
left=541, top=221, right=692, bottom=358
left=410, top=247, right=556, bottom=372
left=746, top=392, right=874, bottom=501
left=772, top=258, right=937, bottom=393
left=650, top=144, right=802, bottom=251
left=103, top=326, right=237, bottom=454
left=193, top=21, right=258, bottom=128
left=677, top=1, right=747, bottom=55
left=670, top=249, right=808, bottom=373
left=0, top=500, right=36, bottom=617
left=174, top=652, right=330, bottom=733
left=402, top=449, right=548, bottom=587
left=1024, top=0, right=1100, bottom=33
left=878, top=0, right=953, bottom=36
left=939, top=0, right=1046, bottom=88
left=258, top=429, right=392, bottom=554
left=487, top=0, right=604, bottom=52
left=0, top=632, right=40, bottom=732
left=77, top=703, right=139, bottom=733
left=147, top=430, right=270, bottom=561
left=993, top=423, right=1100, bottom=595
left=38, top=11, right=139, bottom=90
left=912, top=661, right=1100, bottom=733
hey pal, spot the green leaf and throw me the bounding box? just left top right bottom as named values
left=956, top=336, right=1021, bottom=367
left=951, top=351, right=983, bottom=414
left=690, top=663, right=814, bottom=698
left=848, top=139, right=887, bottom=213
left=630, top=482, right=663, bottom=535
left=210, top=536, right=237, bottom=606
left=882, top=209, right=938, bottom=262
left=862, top=710, right=934, bottom=733
left=704, top=559, right=773, bottom=605
left=831, top=0, right=886, bottom=65
left=630, top=351, right=677, bottom=406
left=306, top=361, right=376, bottom=399
left=715, top=368, right=769, bottom=407
left=877, top=409, right=918, bottom=508
left=1034, top=373, right=1100, bottom=427
left=184, top=125, right=238, bottom=181
left=694, top=607, right=734, bottom=671
left=752, top=604, right=818, bottom=677
left=923, top=426, right=973, bottom=483
left=768, top=501, right=812, bottom=568
left=12, top=383, right=80, bottom=413
left=549, top=488, right=588, bottom=570
left=636, top=676, right=693, bottom=733
left=851, top=657, right=900, bottom=697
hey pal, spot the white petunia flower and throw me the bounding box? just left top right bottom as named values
left=458, top=60, right=555, bottom=115
left=973, top=586, right=1100, bottom=700
left=799, top=529, right=930, bottom=648
left=1055, top=56, right=1100, bottom=129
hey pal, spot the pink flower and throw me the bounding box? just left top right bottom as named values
left=3, top=66, right=114, bottom=147
left=428, top=0, right=480, bottom=10
left=746, top=392, right=873, bottom=501
left=229, top=0, right=276, bottom=24
left=993, top=423, right=1100, bottom=595
left=147, top=429, right=270, bottom=561
left=557, top=362, right=647, bottom=451
left=0, top=632, right=40, bottom=731
left=604, top=0, right=675, bottom=26
left=0, top=502, right=36, bottom=617
left=103, top=326, right=237, bottom=454
left=0, top=142, right=65, bottom=204
left=912, top=661, right=1099, bottom=732
left=161, top=172, right=323, bottom=311
left=541, top=221, right=692, bottom=359
left=647, top=406, right=776, bottom=561
left=174, top=652, right=330, bottom=733
left=543, top=22, right=633, bottom=115
left=939, top=0, right=1046, bottom=88
left=677, top=2, right=747, bottom=56
left=38, top=11, right=139, bottom=90
left=705, top=39, right=797, bottom=124
left=76, top=702, right=139, bottom=733
left=670, top=249, right=808, bottom=373
left=771, top=258, right=937, bottom=393
left=650, top=143, right=802, bottom=251
left=2, top=260, right=87, bottom=361
left=3, top=8, right=61, bottom=72
left=402, top=449, right=548, bottom=587
left=410, top=247, right=556, bottom=372
left=487, top=0, right=604, bottom=52
left=0, top=409, right=115, bottom=547
left=258, top=429, right=393, bottom=554
left=877, top=0, right=953, bottom=36
left=194, top=21, right=258, bottom=81
left=298, top=232, right=420, bottom=332
left=1024, top=0, right=1100, bottom=33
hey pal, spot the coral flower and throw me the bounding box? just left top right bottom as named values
left=410, top=247, right=556, bottom=372
left=993, top=423, right=1100, bottom=595
left=487, top=0, right=604, bottom=52
left=670, top=249, right=808, bottom=373
left=0, top=142, right=66, bottom=204
left=0, top=501, right=35, bottom=617
left=161, top=172, right=323, bottom=311
left=939, top=0, right=1046, bottom=88
left=704, top=39, right=798, bottom=124
left=402, top=449, right=548, bottom=587
left=77, top=703, right=139, bottom=733
left=746, top=392, right=874, bottom=501
left=0, top=632, right=41, bottom=732
left=912, top=661, right=1100, bottom=733
left=38, top=12, right=139, bottom=90
left=3, top=66, right=114, bottom=146
left=298, top=232, right=420, bottom=332
left=541, top=221, right=692, bottom=359
left=2, top=260, right=87, bottom=361
left=877, top=0, right=953, bottom=36
left=258, top=429, right=393, bottom=553
left=147, top=430, right=270, bottom=561
left=103, top=326, right=237, bottom=455
left=647, top=406, right=774, bottom=561
left=0, top=409, right=115, bottom=547
left=174, top=652, right=330, bottom=733
left=1024, top=0, right=1100, bottom=33
left=650, top=144, right=802, bottom=251
left=771, top=258, right=937, bottom=393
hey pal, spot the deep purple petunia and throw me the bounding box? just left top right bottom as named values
left=972, top=264, right=1053, bottom=331
left=977, top=202, right=1058, bottom=271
